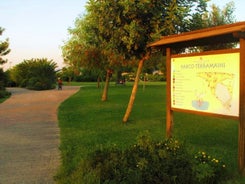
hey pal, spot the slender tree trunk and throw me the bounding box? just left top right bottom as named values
left=97, top=75, right=101, bottom=88
left=143, top=73, right=146, bottom=91
left=123, top=52, right=150, bottom=123
left=101, top=69, right=111, bottom=101
left=68, top=76, right=71, bottom=84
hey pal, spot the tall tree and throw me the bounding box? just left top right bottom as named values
left=0, top=27, right=10, bottom=65
left=83, top=0, right=211, bottom=122
left=64, top=0, right=230, bottom=122
left=0, top=27, right=10, bottom=96
left=96, top=0, right=195, bottom=123
left=205, top=1, right=235, bottom=27
left=189, top=1, right=236, bottom=52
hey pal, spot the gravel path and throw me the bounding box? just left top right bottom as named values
left=0, top=86, right=80, bottom=184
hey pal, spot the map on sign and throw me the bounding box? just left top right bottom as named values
left=171, top=52, right=240, bottom=117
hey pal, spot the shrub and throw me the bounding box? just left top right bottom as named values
left=0, top=69, right=11, bottom=99
left=78, top=132, right=227, bottom=183
left=147, top=74, right=166, bottom=81
left=0, top=89, right=11, bottom=98
left=193, top=151, right=228, bottom=184
left=9, top=58, right=57, bottom=90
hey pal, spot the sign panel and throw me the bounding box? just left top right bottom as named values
left=171, top=52, right=240, bottom=117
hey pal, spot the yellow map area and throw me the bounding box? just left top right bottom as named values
left=197, top=72, right=235, bottom=110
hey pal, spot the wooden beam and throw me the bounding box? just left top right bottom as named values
left=149, top=21, right=245, bottom=48
left=166, top=47, right=173, bottom=138
left=233, top=32, right=245, bottom=39
left=239, top=38, right=245, bottom=175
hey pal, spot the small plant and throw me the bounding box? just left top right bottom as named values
left=193, top=151, right=227, bottom=184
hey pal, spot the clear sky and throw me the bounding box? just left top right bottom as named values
left=0, top=0, right=244, bottom=70
left=0, top=0, right=87, bottom=70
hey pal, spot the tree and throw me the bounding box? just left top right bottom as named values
left=95, top=0, right=200, bottom=123
left=72, top=0, right=212, bottom=122
left=58, top=67, right=74, bottom=83
left=202, top=2, right=236, bottom=50
left=0, top=27, right=11, bottom=98
left=84, top=0, right=186, bottom=122
left=62, top=14, right=111, bottom=99
left=62, top=5, right=128, bottom=101
left=205, top=1, right=235, bottom=27
left=189, top=1, right=236, bottom=52
left=10, top=58, right=57, bottom=90
left=0, top=27, right=10, bottom=65
left=63, top=0, right=235, bottom=122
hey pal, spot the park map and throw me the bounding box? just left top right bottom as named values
left=196, top=72, right=235, bottom=111
left=171, top=52, right=239, bottom=117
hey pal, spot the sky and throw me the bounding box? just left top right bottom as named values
left=0, top=0, right=87, bottom=70
left=0, top=0, right=245, bottom=70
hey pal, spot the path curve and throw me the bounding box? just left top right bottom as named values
left=0, top=86, right=80, bottom=184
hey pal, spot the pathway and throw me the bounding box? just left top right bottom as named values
left=0, top=86, right=80, bottom=184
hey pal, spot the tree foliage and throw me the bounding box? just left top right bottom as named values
left=0, top=27, right=10, bottom=65
left=205, top=1, right=235, bottom=27
left=62, top=0, right=236, bottom=73
left=62, top=0, right=203, bottom=74
left=10, top=58, right=57, bottom=90
left=61, top=0, right=236, bottom=121
left=0, top=27, right=11, bottom=98
left=189, top=1, right=236, bottom=52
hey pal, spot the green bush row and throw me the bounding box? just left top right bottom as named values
left=9, top=58, right=57, bottom=90
left=77, top=132, right=228, bottom=184
left=0, top=89, right=11, bottom=98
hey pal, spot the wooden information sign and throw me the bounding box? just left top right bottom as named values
left=150, top=21, right=245, bottom=175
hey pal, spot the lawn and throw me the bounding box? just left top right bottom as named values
left=56, top=82, right=245, bottom=183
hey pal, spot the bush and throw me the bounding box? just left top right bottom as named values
left=0, top=90, right=11, bottom=98
left=9, top=58, right=57, bottom=90
left=147, top=74, right=166, bottom=81
left=79, top=132, right=227, bottom=184
left=0, top=69, right=11, bottom=99
left=193, top=151, right=228, bottom=184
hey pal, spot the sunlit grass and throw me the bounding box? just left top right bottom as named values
left=57, top=82, right=245, bottom=183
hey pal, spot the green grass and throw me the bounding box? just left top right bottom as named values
left=57, top=82, right=245, bottom=183
left=0, top=90, right=11, bottom=103
left=0, top=97, right=8, bottom=103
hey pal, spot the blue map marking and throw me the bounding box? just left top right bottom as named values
left=192, top=101, right=209, bottom=110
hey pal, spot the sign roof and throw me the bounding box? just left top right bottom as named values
left=149, top=21, right=245, bottom=49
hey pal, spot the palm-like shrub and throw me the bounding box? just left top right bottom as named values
left=10, top=58, right=57, bottom=90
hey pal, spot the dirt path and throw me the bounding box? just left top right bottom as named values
left=0, top=86, right=80, bottom=184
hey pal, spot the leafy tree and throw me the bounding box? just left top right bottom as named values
left=10, top=58, right=57, bottom=90
left=62, top=15, right=113, bottom=100
left=189, top=1, right=236, bottom=51
left=190, top=0, right=210, bottom=30
left=205, top=1, right=235, bottom=27
left=0, top=27, right=10, bottom=65
left=202, top=2, right=236, bottom=50
left=0, top=27, right=11, bottom=98
left=89, top=0, right=202, bottom=122
left=58, top=67, right=74, bottom=83
left=63, top=0, right=235, bottom=122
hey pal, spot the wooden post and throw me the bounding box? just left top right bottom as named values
left=239, top=37, right=245, bottom=175
left=166, top=48, right=173, bottom=138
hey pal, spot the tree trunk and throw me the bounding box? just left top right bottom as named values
left=101, top=69, right=111, bottom=101
left=68, top=76, right=72, bottom=84
left=97, top=75, right=101, bottom=88
left=123, top=52, right=150, bottom=123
